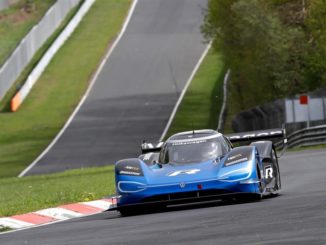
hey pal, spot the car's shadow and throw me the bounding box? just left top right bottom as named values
left=109, top=195, right=281, bottom=218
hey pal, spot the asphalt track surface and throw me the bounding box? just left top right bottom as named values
left=24, top=0, right=208, bottom=175
left=2, top=149, right=326, bottom=244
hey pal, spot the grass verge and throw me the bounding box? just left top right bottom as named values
left=0, top=1, right=82, bottom=112
left=0, top=0, right=131, bottom=178
left=0, top=165, right=115, bottom=217
left=166, top=49, right=225, bottom=138
left=0, top=0, right=56, bottom=66
left=0, top=227, right=11, bottom=233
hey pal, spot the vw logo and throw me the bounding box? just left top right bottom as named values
left=180, top=182, right=186, bottom=188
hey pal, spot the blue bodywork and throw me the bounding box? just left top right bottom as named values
left=115, top=146, right=264, bottom=207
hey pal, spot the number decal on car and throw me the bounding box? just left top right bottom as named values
left=168, top=169, right=200, bottom=176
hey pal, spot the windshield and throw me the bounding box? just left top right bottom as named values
left=160, top=136, right=229, bottom=164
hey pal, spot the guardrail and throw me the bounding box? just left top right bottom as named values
left=276, top=124, right=326, bottom=148
left=11, top=0, right=95, bottom=112
left=0, top=0, right=80, bottom=101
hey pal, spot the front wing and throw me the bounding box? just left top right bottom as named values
left=115, top=176, right=261, bottom=208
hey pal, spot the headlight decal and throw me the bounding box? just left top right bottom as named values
left=118, top=181, right=146, bottom=193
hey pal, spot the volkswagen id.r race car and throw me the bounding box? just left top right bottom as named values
left=114, top=128, right=286, bottom=215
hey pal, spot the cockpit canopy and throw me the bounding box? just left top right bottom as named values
left=159, top=131, right=231, bottom=164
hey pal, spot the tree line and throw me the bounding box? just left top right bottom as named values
left=202, top=0, right=326, bottom=110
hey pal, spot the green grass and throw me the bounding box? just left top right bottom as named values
left=0, top=165, right=115, bottom=217
left=0, top=227, right=11, bottom=232
left=0, top=0, right=56, bottom=66
left=166, top=49, right=225, bottom=138
left=0, top=0, right=131, bottom=178
left=0, top=2, right=82, bottom=112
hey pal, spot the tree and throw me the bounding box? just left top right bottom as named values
left=203, top=0, right=293, bottom=109
left=304, top=0, right=326, bottom=90
left=202, top=0, right=326, bottom=110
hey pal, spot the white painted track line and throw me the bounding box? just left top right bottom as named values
left=160, top=42, right=212, bottom=141
left=19, top=0, right=139, bottom=177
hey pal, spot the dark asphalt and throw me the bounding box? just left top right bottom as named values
left=25, top=0, right=208, bottom=175
left=2, top=149, right=326, bottom=244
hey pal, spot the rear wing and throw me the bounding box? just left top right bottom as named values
left=226, top=128, right=287, bottom=157
left=226, top=128, right=286, bottom=143
left=141, top=141, right=164, bottom=154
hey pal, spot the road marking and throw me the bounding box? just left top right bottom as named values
left=19, top=0, right=139, bottom=177
left=160, top=42, right=212, bottom=142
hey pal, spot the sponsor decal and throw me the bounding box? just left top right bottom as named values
left=225, top=157, right=248, bottom=166
left=125, top=166, right=140, bottom=171
left=172, top=140, right=206, bottom=146
left=116, top=160, right=144, bottom=176
left=265, top=165, right=273, bottom=179
left=224, top=147, right=253, bottom=167
left=168, top=169, right=200, bottom=177
left=119, top=170, right=141, bottom=176
left=227, top=154, right=242, bottom=161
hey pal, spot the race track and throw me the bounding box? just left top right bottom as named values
left=23, top=0, right=208, bottom=175
left=2, top=149, right=326, bottom=244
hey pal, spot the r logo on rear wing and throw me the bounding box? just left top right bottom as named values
left=226, top=128, right=286, bottom=143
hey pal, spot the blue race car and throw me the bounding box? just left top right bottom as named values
left=114, top=129, right=285, bottom=215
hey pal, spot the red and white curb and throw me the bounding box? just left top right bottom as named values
left=0, top=198, right=117, bottom=231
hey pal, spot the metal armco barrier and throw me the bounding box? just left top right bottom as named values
left=0, top=0, right=80, bottom=101
left=11, top=0, right=95, bottom=112
left=232, top=88, right=326, bottom=135
left=276, top=125, right=326, bottom=148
